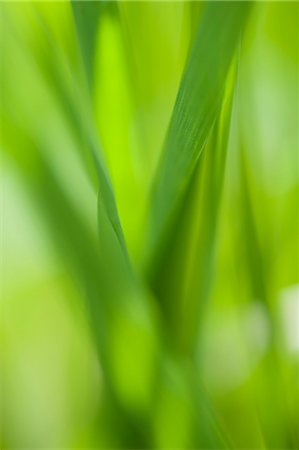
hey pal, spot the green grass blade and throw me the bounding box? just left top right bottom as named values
left=146, top=1, right=252, bottom=275
left=145, top=53, right=238, bottom=354
left=71, top=0, right=103, bottom=89
left=31, top=7, right=130, bottom=263
left=1, top=8, right=158, bottom=445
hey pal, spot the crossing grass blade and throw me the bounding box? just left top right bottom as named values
left=30, top=3, right=130, bottom=264
left=146, top=1, right=252, bottom=279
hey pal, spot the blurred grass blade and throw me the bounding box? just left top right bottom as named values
left=71, top=0, right=103, bottom=89
left=1, top=114, right=156, bottom=447
left=31, top=7, right=130, bottom=262
left=146, top=54, right=239, bottom=354
left=1, top=7, right=159, bottom=445
left=180, top=59, right=239, bottom=352
left=146, top=1, right=252, bottom=275
left=68, top=2, right=132, bottom=262
left=239, top=146, right=269, bottom=305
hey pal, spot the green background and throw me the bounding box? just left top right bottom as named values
left=0, top=1, right=298, bottom=448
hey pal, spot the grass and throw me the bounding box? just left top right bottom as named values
left=0, top=1, right=298, bottom=449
